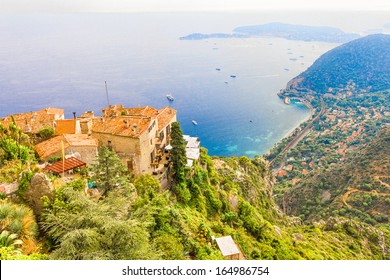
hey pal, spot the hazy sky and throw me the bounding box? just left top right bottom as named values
left=1, top=0, right=389, bottom=13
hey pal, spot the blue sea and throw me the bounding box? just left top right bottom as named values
left=0, top=12, right=386, bottom=156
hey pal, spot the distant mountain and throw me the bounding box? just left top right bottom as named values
left=233, top=22, right=360, bottom=43
left=285, top=34, right=390, bottom=94
left=179, top=22, right=359, bottom=43
left=283, top=126, right=390, bottom=224
left=179, top=33, right=247, bottom=40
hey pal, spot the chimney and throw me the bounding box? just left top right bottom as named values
left=73, top=112, right=76, bottom=119
left=124, top=120, right=129, bottom=128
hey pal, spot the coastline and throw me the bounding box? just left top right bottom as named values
left=278, top=96, right=314, bottom=141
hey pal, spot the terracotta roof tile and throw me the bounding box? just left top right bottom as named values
left=157, top=107, right=176, bottom=131
left=92, top=116, right=151, bottom=138
left=1, top=107, right=63, bottom=134
left=35, top=135, right=70, bottom=159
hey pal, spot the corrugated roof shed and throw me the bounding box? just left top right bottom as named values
left=215, top=236, right=240, bottom=257
left=44, top=157, right=86, bottom=174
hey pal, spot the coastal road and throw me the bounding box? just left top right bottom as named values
left=271, top=97, right=326, bottom=174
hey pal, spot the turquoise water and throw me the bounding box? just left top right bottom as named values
left=0, top=13, right=340, bottom=156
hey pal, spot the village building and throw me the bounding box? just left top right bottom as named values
left=0, top=107, right=64, bottom=134
left=35, top=134, right=98, bottom=166
left=90, top=104, right=177, bottom=175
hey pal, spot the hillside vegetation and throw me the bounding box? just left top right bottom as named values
left=282, top=126, right=390, bottom=225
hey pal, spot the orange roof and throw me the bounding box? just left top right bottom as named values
left=157, top=107, right=176, bottom=131
left=44, top=157, right=86, bottom=174
left=1, top=107, right=63, bottom=134
left=35, top=134, right=98, bottom=159
left=55, top=119, right=76, bottom=135
left=277, top=170, right=287, bottom=177
left=92, top=116, right=151, bottom=138
left=302, top=169, right=309, bottom=175
left=285, top=164, right=293, bottom=171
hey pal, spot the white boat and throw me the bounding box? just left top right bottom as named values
left=192, top=120, right=198, bottom=125
left=166, top=94, right=174, bottom=101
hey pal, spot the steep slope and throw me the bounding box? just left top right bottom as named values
left=283, top=126, right=390, bottom=225
left=285, top=34, right=390, bottom=94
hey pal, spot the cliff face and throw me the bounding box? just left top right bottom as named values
left=285, top=34, right=390, bottom=95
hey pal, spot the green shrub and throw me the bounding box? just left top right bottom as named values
left=38, top=127, right=55, bottom=140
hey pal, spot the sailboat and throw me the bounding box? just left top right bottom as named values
left=192, top=120, right=198, bottom=125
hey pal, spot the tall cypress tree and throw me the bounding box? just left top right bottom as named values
left=169, top=122, right=187, bottom=183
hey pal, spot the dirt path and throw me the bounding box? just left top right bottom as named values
left=375, top=176, right=390, bottom=190
left=342, top=177, right=390, bottom=208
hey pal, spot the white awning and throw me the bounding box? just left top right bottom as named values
left=186, top=147, right=200, bottom=160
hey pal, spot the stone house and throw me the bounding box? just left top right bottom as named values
left=35, top=134, right=98, bottom=166
left=91, top=105, right=177, bottom=175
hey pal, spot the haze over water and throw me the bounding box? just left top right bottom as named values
left=0, top=11, right=388, bottom=156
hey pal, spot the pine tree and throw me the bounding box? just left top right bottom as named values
left=90, top=145, right=131, bottom=195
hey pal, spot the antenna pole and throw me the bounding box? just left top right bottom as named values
left=105, top=81, right=110, bottom=106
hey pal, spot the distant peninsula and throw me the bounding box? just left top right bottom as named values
left=283, top=34, right=390, bottom=95
left=180, top=22, right=360, bottom=43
